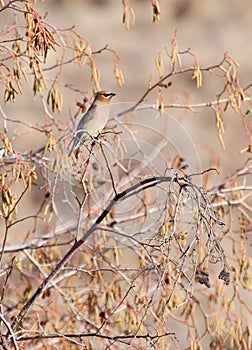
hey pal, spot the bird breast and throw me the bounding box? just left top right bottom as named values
left=83, top=104, right=110, bottom=137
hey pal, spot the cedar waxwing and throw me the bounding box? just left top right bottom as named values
left=68, top=90, right=116, bottom=156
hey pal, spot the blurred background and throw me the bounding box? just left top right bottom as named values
left=2, top=0, right=251, bottom=172
left=1, top=0, right=251, bottom=236
left=1, top=3, right=252, bottom=347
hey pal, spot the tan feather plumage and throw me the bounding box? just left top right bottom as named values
left=69, top=90, right=116, bottom=156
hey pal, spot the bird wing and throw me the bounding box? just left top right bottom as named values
left=68, top=106, right=96, bottom=155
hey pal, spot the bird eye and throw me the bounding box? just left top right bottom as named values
left=102, top=92, right=115, bottom=98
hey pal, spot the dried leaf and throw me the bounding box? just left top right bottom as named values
left=152, top=0, right=161, bottom=22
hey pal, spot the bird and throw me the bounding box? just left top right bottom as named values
left=68, top=90, right=116, bottom=156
